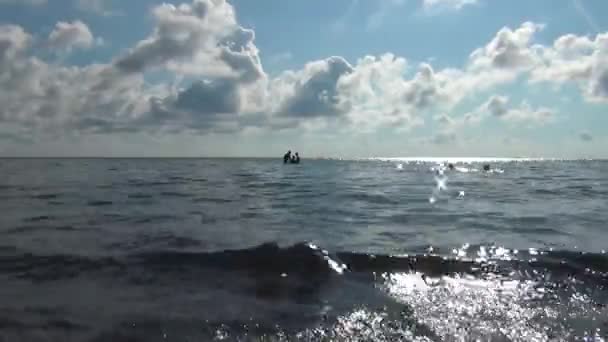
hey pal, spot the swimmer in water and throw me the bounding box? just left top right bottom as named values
left=483, top=164, right=491, bottom=171
left=283, top=150, right=291, bottom=164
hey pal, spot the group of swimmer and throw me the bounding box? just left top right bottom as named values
left=446, top=163, right=491, bottom=171
left=283, top=150, right=300, bottom=164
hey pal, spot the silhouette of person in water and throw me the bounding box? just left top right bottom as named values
left=483, top=164, right=491, bottom=171
left=283, top=150, right=291, bottom=163
left=292, top=152, right=300, bottom=164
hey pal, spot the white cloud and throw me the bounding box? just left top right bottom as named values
left=335, top=54, right=441, bottom=131
left=114, top=0, right=263, bottom=82
left=427, top=93, right=552, bottom=145
left=531, top=32, right=608, bottom=103
left=0, top=0, right=604, bottom=147
left=48, top=20, right=95, bottom=52
left=468, top=21, right=544, bottom=71
left=473, top=95, right=553, bottom=125
left=0, top=0, right=272, bottom=140
left=484, top=95, right=509, bottom=117
left=0, top=25, right=31, bottom=60
left=394, top=22, right=547, bottom=114
left=0, top=52, right=149, bottom=137
left=500, top=102, right=554, bottom=124
left=318, top=22, right=548, bottom=133
left=0, top=21, right=159, bottom=137
left=274, top=56, right=353, bottom=119
left=434, top=94, right=552, bottom=133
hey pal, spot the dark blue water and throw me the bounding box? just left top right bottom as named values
left=0, top=158, right=606, bottom=341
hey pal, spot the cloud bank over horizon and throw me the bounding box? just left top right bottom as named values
left=0, top=0, right=606, bottom=157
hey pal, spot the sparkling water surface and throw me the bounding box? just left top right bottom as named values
left=0, top=158, right=606, bottom=341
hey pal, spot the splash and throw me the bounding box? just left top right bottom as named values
left=455, top=166, right=478, bottom=173
left=371, top=157, right=548, bottom=163
left=428, top=165, right=448, bottom=203
left=434, top=175, right=447, bottom=191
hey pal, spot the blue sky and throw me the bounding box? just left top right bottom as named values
left=0, top=0, right=606, bottom=157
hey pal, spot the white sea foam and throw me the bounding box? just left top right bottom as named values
left=370, top=157, right=550, bottom=163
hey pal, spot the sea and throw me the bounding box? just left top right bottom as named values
left=0, top=158, right=606, bottom=341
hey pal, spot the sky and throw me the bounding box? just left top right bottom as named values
left=0, top=0, right=607, bottom=158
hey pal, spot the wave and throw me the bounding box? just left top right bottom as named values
left=135, top=242, right=347, bottom=276
left=22, top=215, right=53, bottom=223
left=4, top=225, right=76, bottom=235
left=128, top=180, right=175, bottom=187
left=0, top=253, right=122, bottom=282
left=1, top=243, right=606, bottom=340
left=31, top=194, right=60, bottom=200
left=159, top=191, right=192, bottom=198
left=127, top=193, right=153, bottom=199
left=192, top=197, right=234, bottom=203
left=341, top=192, right=397, bottom=205
left=87, top=200, right=113, bottom=207
left=131, top=214, right=180, bottom=225
left=1, top=242, right=606, bottom=285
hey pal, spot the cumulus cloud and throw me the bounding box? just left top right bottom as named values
left=114, top=0, right=261, bottom=80
left=275, top=56, right=353, bottom=119
left=500, top=103, right=553, bottom=124
left=531, top=32, right=608, bottom=102
left=469, top=22, right=543, bottom=71
left=329, top=23, right=549, bottom=132
left=0, top=25, right=31, bottom=61
left=136, top=78, right=255, bottom=135
left=436, top=94, right=552, bottom=136
left=427, top=94, right=552, bottom=146
left=93, top=0, right=265, bottom=134
left=484, top=95, right=509, bottom=117
left=403, top=64, right=449, bottom=109
left=474, top=95, right=553, bottom=125
left=1, top=20, right=158, bottom=137
left=108, top=0, right=266, bottom=133
left=0, top=0, right=604, bottom=145
left=335, top=54, right=445, bottom=131
left=48, top=20, right=95, bottom=52
left=377, top=22, right=546, bottom=116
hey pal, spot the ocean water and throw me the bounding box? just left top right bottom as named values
left=0, top=158, right=606, bottom=341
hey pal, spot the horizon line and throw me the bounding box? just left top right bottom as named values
left=0, top=156, right=604, bottom=161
